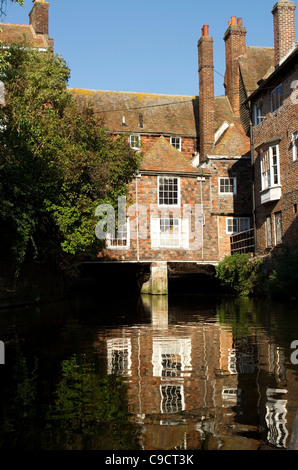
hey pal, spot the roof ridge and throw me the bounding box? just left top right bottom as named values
left=69, top=88, right=196, bottom=99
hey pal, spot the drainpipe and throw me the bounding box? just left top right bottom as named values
left=135, top=174, right=142, bottom=262
left=248, top=104, right=257, bottom=256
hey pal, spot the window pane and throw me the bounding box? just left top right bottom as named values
left=239, top=218, right=250, bottom=232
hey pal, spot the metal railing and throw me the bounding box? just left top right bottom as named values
left=230, top=228, right=255, bottom=255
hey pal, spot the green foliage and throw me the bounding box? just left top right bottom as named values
left=0, top=43, right=140, bottom=276
left=216, top=245, right=298, bottom=299
left=267, top=244, right=298, bottom=299
left=215, top=253, right=265, bottom=297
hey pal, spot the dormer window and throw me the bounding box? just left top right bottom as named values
left=129, top=134, right=140, bottom=150
left=170, top=136, right=181, bottom=151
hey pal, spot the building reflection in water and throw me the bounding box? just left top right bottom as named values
left=98, top=295, right=296, bottom=450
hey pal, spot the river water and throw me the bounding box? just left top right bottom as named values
left=0, top=292, right=298, bottom=451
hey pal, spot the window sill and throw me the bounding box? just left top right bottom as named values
left=260, top=185, right=281, bottom=204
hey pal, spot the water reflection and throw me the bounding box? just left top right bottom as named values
left=95, top=295, right=298, bottom=451
left=0, top=295, right=298, bottom=450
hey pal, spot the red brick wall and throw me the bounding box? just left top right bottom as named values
left=272, top=0, right=296, bottom=65
left=99, top=154, right=252, bottom=262
left=101, top=174, right=216, bottom=262
left=252, top=62, right=298, bottom=253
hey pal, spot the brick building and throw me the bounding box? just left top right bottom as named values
left=2, top=1, right=297, bottom=278
left=71, top=22, right=257, bottom=268
left=247, top=0, right=298, bottom=254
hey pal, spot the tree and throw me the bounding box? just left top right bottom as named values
left=0, top=0, right=24, bottom=20
left=0, top=43, right=140, bottom=277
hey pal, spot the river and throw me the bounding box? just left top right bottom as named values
left=0, top=291, right=298, bottom=451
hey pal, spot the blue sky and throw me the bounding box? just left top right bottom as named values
left=2, top=0, right=298, bottom=97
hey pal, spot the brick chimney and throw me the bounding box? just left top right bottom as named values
left=224, top=17, right=246, bottom=115
left=272, top=0, right=296, bottom=65
left=29, top=0, right=49, bottom=36
left=198, top=25, right=215, bottom=158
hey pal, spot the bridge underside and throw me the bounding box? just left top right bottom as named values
left=79, top=261, right=218, bottom=296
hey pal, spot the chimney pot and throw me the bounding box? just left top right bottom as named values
left=231, top=16, right=237, bottom=25
left=202, top=24, right=209, bottom=36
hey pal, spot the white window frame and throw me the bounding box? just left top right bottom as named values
left=151, top=217, right=189, bottom=250
left=129, top=134, right=141, bottom=150
left=158, top=176, right=180, bottom=207
left=271, top=84, right=282, bottom=112
left=170, top=136, right=181, bottom=151
left=261, top=145, right=280, bottom=191
left=292, top=130, right=298, bottom=162
left=106, top=219, right=130, bottom=249
left=254, top=100, right=263, bottom=125
left=219, top=177, right=237, bottom=196
left=226, top=217, right=250, bottom=235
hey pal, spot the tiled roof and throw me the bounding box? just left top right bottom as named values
left=210, top=122, right=250, bottom=157
left=140, top=136, right=200, bottom=175
left=246, top=44, right=298, bottom=102
left=213, top=96, right=235, bottom=130
left=238, top=46, right=275, bottom=96
left=70, top=89, right=199, bottom=137
left=70, top=88, right=242, bottom=140
left=0, top=23, right=52, bottom=49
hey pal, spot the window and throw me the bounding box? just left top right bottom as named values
left=170, top=136, right=181, bottom=151
left=254, top=100, right=263, bottom=125
left=266, top=215, right=272, bottom=247
left=261, top=145, right=280, bottom=190
left=292, top=131, right=298, bottom=162
left=275, top=212, right=283, bottom=245
left=106, top=220, right=130, bottom=249
left=158, top=176, right=180, bottom=206
left=161, top=385, right=184, bottom=414
left=159, top=218, right=180, bottom=247
left=271, top=84, right=282, bottom=112
left=226, top=217, right=250, bottom=234
left=129, top=134, right=140, bottom=150
left=219, top=177, right=237, bottom=195
left=151, top=217, right=189, bottom=249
